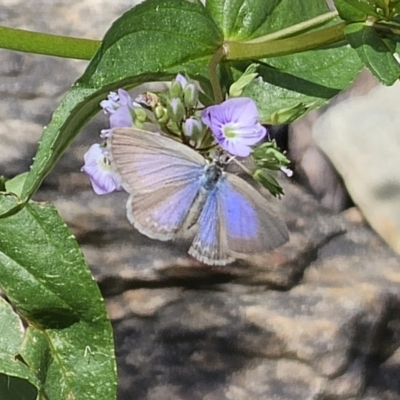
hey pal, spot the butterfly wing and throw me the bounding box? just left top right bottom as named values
left=220, top=174, right=289, bottom=256
left=189, top=173, right=289, bottom=265
left=109, top=128, right=207, bottom=240
left=188, top=188, right=234, bottom=265
left=109, top=128, right=206, bottom=192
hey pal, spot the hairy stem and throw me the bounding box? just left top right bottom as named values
left=245, top=11, right=339, bottom=43
left=0, top=26, right=100, bottom=60
left=225, top=22, right=346, bottom=60
left=208, top=46, right=225, bottom=103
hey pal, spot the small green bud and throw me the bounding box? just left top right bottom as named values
left=268, top=102, right=315, bottom=125
left=154, top=105, right=165, bottom=119
left=134, top=120, right=144, bottom=129
left=155, top=105, right=169, bottom=124
left=252, top=141, right=291, bottom=171
left=183, top=83, right=199, bottom=108
left=134, top=107, right=147, bottom=123
left=167, top=98, right=185, bottom=123
left=169, top=81, right=184, bottom=99
left=229, top=63, right=259, bottom=97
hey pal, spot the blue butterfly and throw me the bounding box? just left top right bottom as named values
left=108, top=128, right=289, bottom=265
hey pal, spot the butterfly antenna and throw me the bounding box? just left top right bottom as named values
left=231, top=157, right=254, bottom=176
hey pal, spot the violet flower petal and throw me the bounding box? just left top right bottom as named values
left=174, top=73, right=188, bottom=89
left=117, top=89, right=133, bottom=107
left=201, top=97, right=266, bottom=157
left=109, top=105, right=133, bottom=128
left=81, top=144, right=122, bottom=195
left=100, top=92, right=119, bottom=114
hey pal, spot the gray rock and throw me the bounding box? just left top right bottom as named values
left=314, top=79, right=400, bottom=255
left=109, top=212, right=400, bottom=399
left=288, top=69, right=379, bottom=212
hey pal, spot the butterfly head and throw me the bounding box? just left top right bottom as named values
left=202, top=163, right=224, bottom=191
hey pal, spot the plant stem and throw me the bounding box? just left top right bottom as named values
left=245, top=11, right=339, bottom=43
left=224, top=22, right=346, bottom=60
left=208, top=46, right=225, bottom=103
left=0, top=26, right=100, bottom=60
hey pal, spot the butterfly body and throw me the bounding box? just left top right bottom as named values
left=108, top=128, right=289, bottom=265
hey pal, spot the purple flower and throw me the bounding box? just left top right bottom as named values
left=100, top=89, right=136, bottom=138
left=202, top=97, right=266, bottom=157
left=81, top=144, right=122, bottom=195
left=100, top=91, right=120, bottom=114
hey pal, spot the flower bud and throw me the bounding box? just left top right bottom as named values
left=167, top=98, right=185, bottom=123
left=155, top=105, right=165, bottom=119
left=169, top=81, right=184, bottom=99
left=134, top=107, right=147, bottom=123
left=154, top=105, right=169, bottom=124
left=183, top=117, right=203, bottom=139
left=229, top=64, right=259, bottom=97
left=183, top=83, right=198, bottom=108
left=134, top=120, right=144, bottom=129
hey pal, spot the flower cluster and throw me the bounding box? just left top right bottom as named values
left=81, top=72, right=290, bottom=196
left=81, top=89, right=138, bottom=195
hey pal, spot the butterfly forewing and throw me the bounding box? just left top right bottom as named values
left=109, top=128, right=206, bottom=240
left=109, top=128, right=206, bottom=192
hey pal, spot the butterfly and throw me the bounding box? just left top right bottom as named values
left=107, top=128, right=289, bottom=265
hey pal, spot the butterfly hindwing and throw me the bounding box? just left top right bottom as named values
left=220, top=174, right=289, bottom=256
left=189, top=173, right=288, bottom=265
left=127, top=179, right=203, bottom=241
left=188, top=188, right=234, bottom=266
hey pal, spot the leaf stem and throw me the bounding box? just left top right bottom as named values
left=208, top=46, right=225, bottom=103
left=225, top=22, right=346, bottom=60
left=245, top=11, right=339, bottom=43
left=0, top=26, right=100, bottom=60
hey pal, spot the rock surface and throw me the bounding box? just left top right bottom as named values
left=314, top=80, right=400, bottom=255
left=1, top=1, right=400, bottom=400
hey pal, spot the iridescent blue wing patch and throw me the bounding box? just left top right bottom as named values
left=189, top=188, right=234, bottom=265
left=220, top=174, right=289, bottom=256
left=189, top=173, right=288, bottom=265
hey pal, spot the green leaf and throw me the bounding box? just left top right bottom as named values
left=207, top=0, right=330, bottom=41
left=334, top=0, right=378, bottom=21
left=0, top=0, right=222, bottom=218
left=207, top=1, right=362, bottom=122
left=0, top=198, right=116, bottom=399
left=0, top=374, right=38, bottom=400
left=5, top=172, right=29, bottom=197
left=80, top=0, right=222, bottom=86
left=0, top=297, right=39, bottom=400
left=19, top=328, right=51, bottom=386
left=345, top=23, right=400, bottom=84
left=238, top=43, right=363, bottom=123
left=335, top=0, right=368, bottom=22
